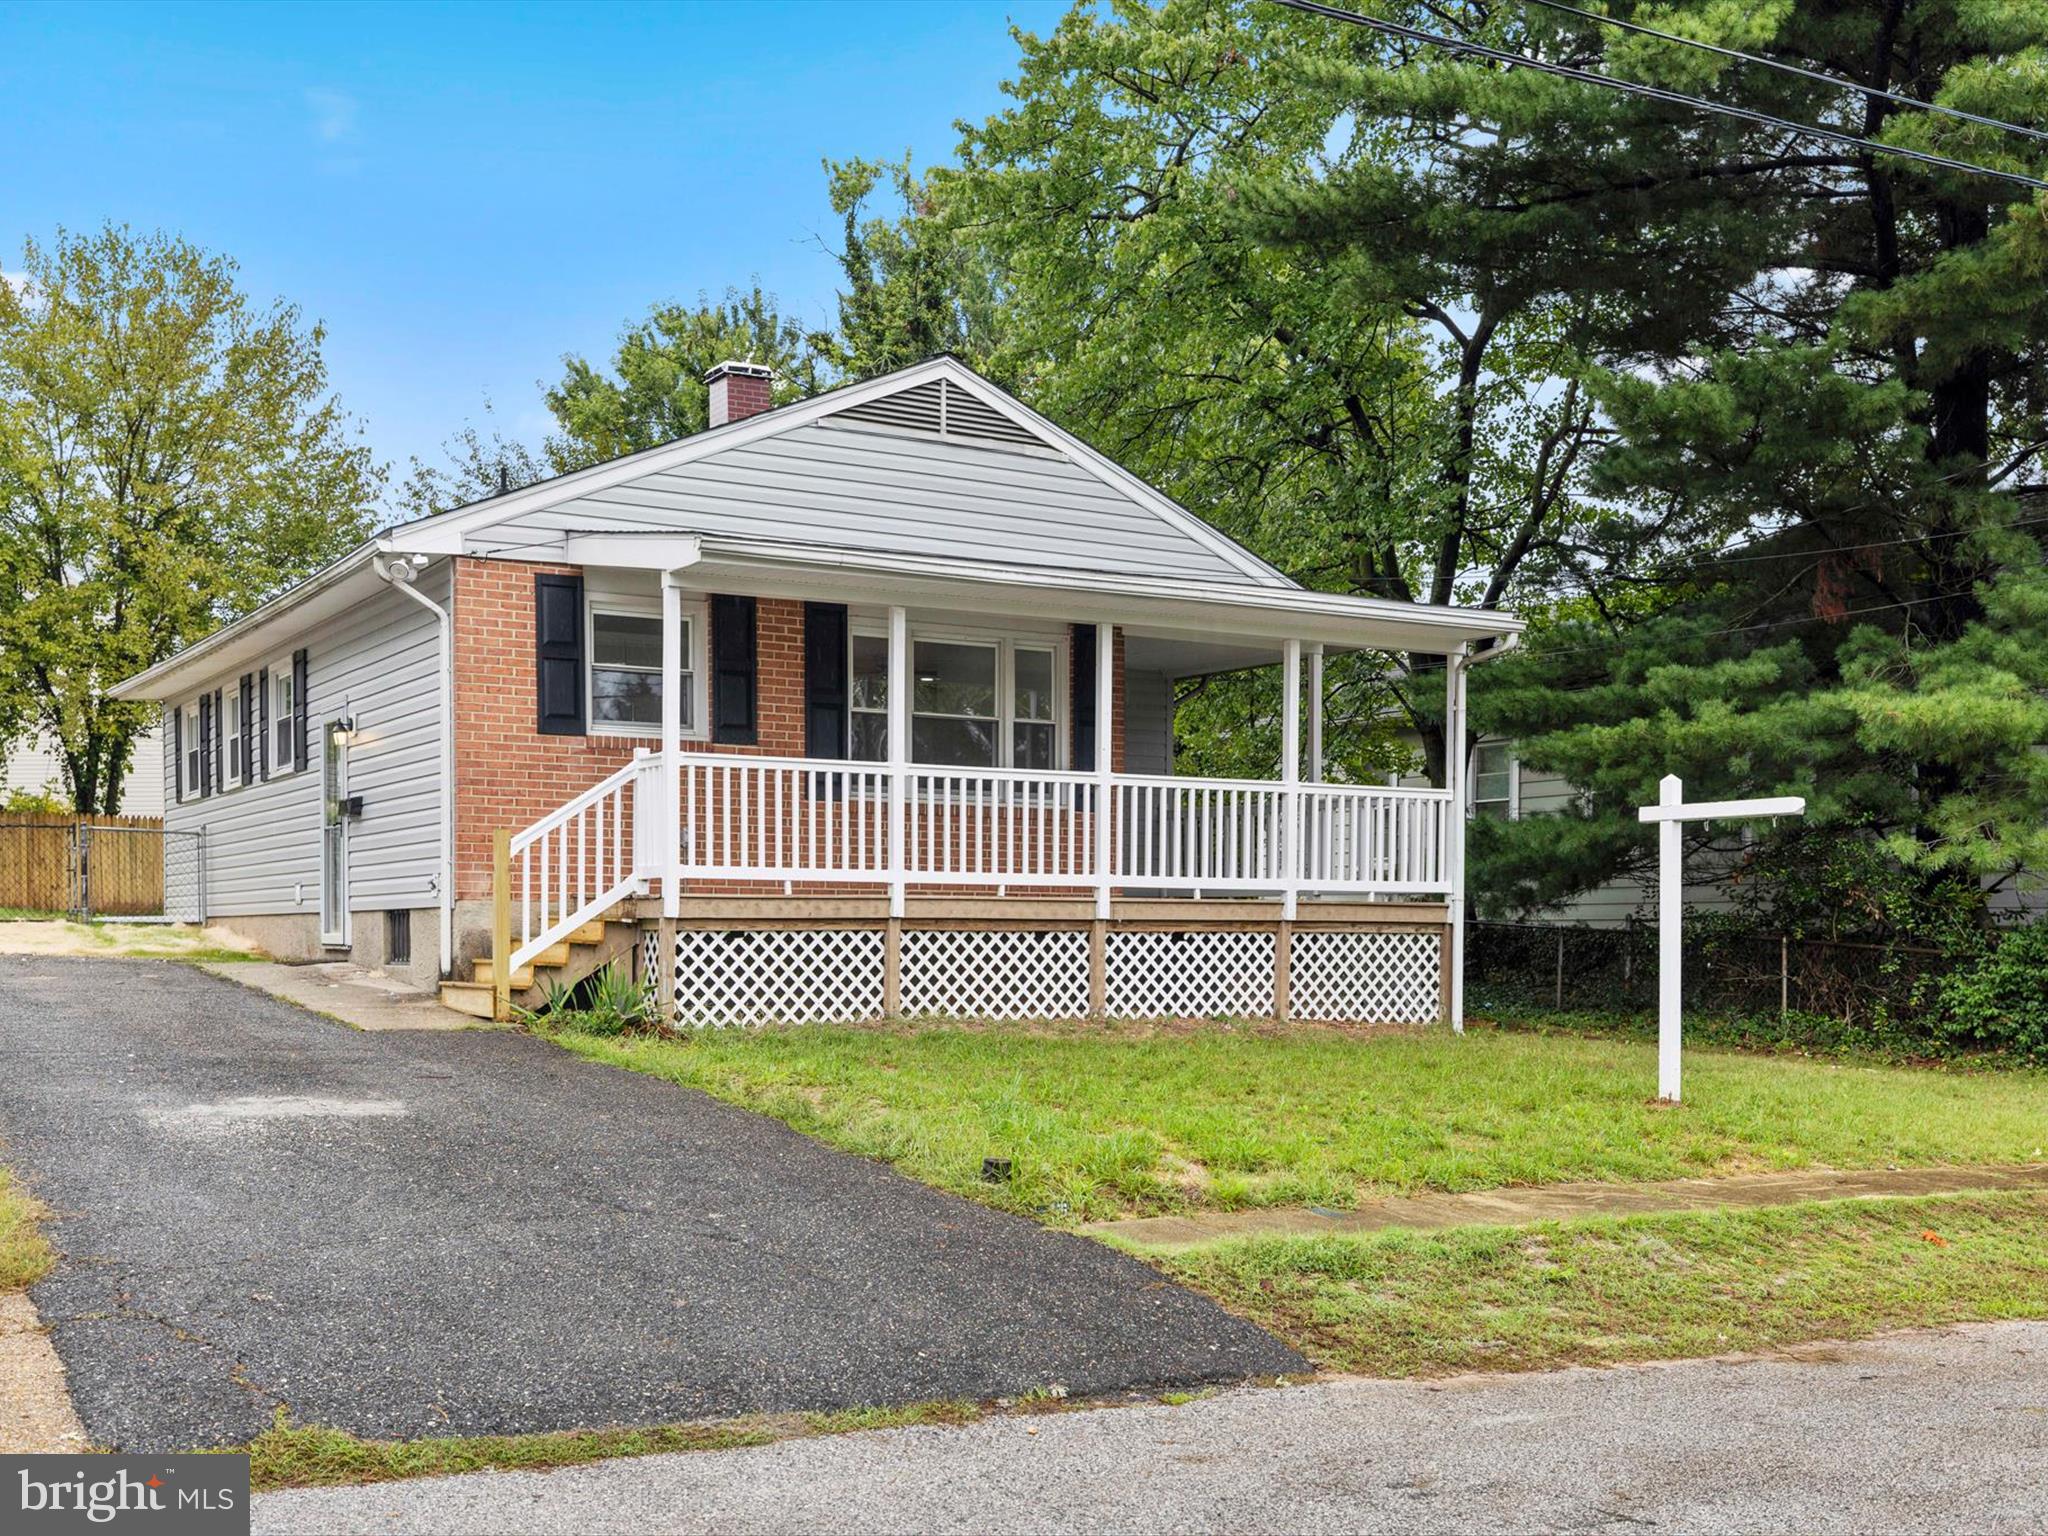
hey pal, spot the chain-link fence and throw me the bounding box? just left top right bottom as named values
left=1466, top=919, right=1951, bottom=1025
left=73, top=824, right=206, bottom=922
left=0, top=817, right=203, bottom=922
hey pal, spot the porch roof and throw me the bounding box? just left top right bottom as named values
left=561, top=530, right=1523, bottom=655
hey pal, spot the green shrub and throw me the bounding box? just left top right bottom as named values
left=519, top=961, right=655, bottom=1038
left=1938, top=923, right=2048, bottom=1063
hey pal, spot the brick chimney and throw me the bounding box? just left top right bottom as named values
left=705, top=359, right=775, bottom=428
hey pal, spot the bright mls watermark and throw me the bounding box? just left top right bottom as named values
left=5, top=1455, right=248, bottom=1535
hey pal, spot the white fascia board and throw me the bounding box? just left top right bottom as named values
left=684, top=536, right=1521, bottom=651
left=109, top=542, right=385, bottom=701
left=376, top=359, right=963, bottom=556
left=932, top=360, right=1293, bottom=589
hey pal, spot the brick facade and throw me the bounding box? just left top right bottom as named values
left=450, top=555, right=1128, bottom=903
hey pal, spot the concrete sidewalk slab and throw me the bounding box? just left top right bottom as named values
left=195, top=959, right=493, bottom=1031
left=1085, top=1162, right=2048, bottom=1247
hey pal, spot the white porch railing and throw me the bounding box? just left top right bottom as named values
left=487, top=748, right=1451, bottom=1016
left=665, top=751, right=1451, bottom=897
left=497, top=750, right=660, bottom=973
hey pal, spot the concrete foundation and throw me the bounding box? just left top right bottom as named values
left=208, top=907, right=444, bottom=990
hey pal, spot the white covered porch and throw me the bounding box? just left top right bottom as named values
left=487, top=533, right=1520, bottom=1026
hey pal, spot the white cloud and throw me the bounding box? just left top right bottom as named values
left=305, top=88, right=359, bottom=144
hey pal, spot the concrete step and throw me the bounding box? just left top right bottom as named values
left=471, top=957, right=535, bottom=990
left=438, top=981, right=497, bottom=1019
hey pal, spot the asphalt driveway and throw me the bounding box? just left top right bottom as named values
left=0, top=955, right=1301, bottom=1451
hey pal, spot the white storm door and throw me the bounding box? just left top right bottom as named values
left=320, top=720, right=349, bottom=946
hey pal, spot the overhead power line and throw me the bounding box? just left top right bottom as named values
left=1524, top=0, right=2048, bottom=146
left=1272, top=0, right=2048, bottom=192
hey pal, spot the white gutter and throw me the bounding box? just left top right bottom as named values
left=372, top=549, right=455, bottom=980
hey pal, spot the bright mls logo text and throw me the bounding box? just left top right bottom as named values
left=18, top=1465, right=239, bottom=1524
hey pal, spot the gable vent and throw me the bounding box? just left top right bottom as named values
left=827, top=377, right=1043, bottom=451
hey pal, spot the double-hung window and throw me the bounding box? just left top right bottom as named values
left=180, top=701, right=202, bottom=799
left=587, top=602, right=703, bottom=736
left=223, top=688, right=243, bottom=787
left=849, top=631, right=1062, bottom=770
left=1470, top=742, right=1518, bottom=820
left=272, top=665, right=296, bottom=772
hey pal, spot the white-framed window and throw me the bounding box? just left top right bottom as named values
left=848, top=628, right=1065, bottom=770
left=1470, top=741, right=1518, bottom=821
left=586, top=599, right=706, bottom=737
left=271, top=661, right=297, bottom=772
left=223, top=686, right=243, bottom=788
left=180, top=700, right=202, bottom=800
left=849, top=632, right=888, bottom=761
left=1010, top=644, right=1058, bottom=770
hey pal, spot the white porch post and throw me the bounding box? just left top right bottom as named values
left=1445, top=646, right=1469, bottom=1033
left=1306, top=644, right=1324, bottom=784
left=660, top=573, right=683, bottom=919
left=1094, top=621, right=1114, bottom=920
left=888, top=604, right=909, bottom=918
left=1281, top=639, right=1302, bottom=920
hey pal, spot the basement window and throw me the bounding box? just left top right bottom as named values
left=385, top=910, right=411, bottom=967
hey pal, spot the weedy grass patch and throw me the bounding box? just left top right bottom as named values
left=1155, top=1191, right=2048, bottom=1375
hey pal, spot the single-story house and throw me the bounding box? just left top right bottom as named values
left=112, top=357, right=1521, bottom=1025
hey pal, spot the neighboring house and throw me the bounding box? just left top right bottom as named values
left=113, top=357, right=1520, bottom=1025
left=1, top=726, right=165, bottom=818
left=1434, top=738, right=1744, bottom=926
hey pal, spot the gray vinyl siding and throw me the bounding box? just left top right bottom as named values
left=466, top=422, right=1254, bottom=583
left=163, top=562, right=447, bottom=922
left=1124, top=668, right=1174, bottom=777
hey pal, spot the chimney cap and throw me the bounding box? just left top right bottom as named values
left=704, top=358, right=774, bottom=383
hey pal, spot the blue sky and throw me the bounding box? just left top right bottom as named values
left=0, top=0, right=1066, bottom=492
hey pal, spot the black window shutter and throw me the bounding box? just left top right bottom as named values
left=803, top=603, right=848, bottom=759
left=1071, top=623, right=1097, bottom=772
left=711, top=595, right=758, bottom=745
left=239, top=674, right=254, bottom=786
left=212, top=688, right=224, bottom=790
left=172, top=702, right=185, bottom=802
left=257, top=666, right=270, bottom=778
left=292, top=649, right=310, bottom=770
left=198, top=694, right=213, bottom=798
left=534, top=574, right=585, bottom=735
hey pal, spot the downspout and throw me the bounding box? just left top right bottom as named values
left=1446, top=631, right=1521, bottom=1033
left=373, top=550, right=456, bottom=979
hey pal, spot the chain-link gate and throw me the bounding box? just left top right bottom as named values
left=69, top=824, right=206, bottom=923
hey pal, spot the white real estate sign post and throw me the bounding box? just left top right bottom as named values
left=1637, top=775, right=1806, bottom=1102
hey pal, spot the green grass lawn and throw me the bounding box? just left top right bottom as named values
left=0, top=1165, right=54, bottom=1292
left=1157, top=1191, right=2048, bottom=1376
left=547, top=1020, right=2048, bottom=1223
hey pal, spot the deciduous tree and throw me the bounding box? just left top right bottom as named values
left=0, top=225, right=377, bottom=812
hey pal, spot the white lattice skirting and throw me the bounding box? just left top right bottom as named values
left=1105, top=930, right=1277, bottom=1019
left=900, top=927, right=1090, bottom=1020
left=642, top=923, right=1443, bottom=1028
left=1291, top=930, right=1442, bottom=1024
left=669, top=928, right=886, bottom=1027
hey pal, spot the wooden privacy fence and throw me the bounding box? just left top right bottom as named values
left=0, top=814, right=167, bottom=916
